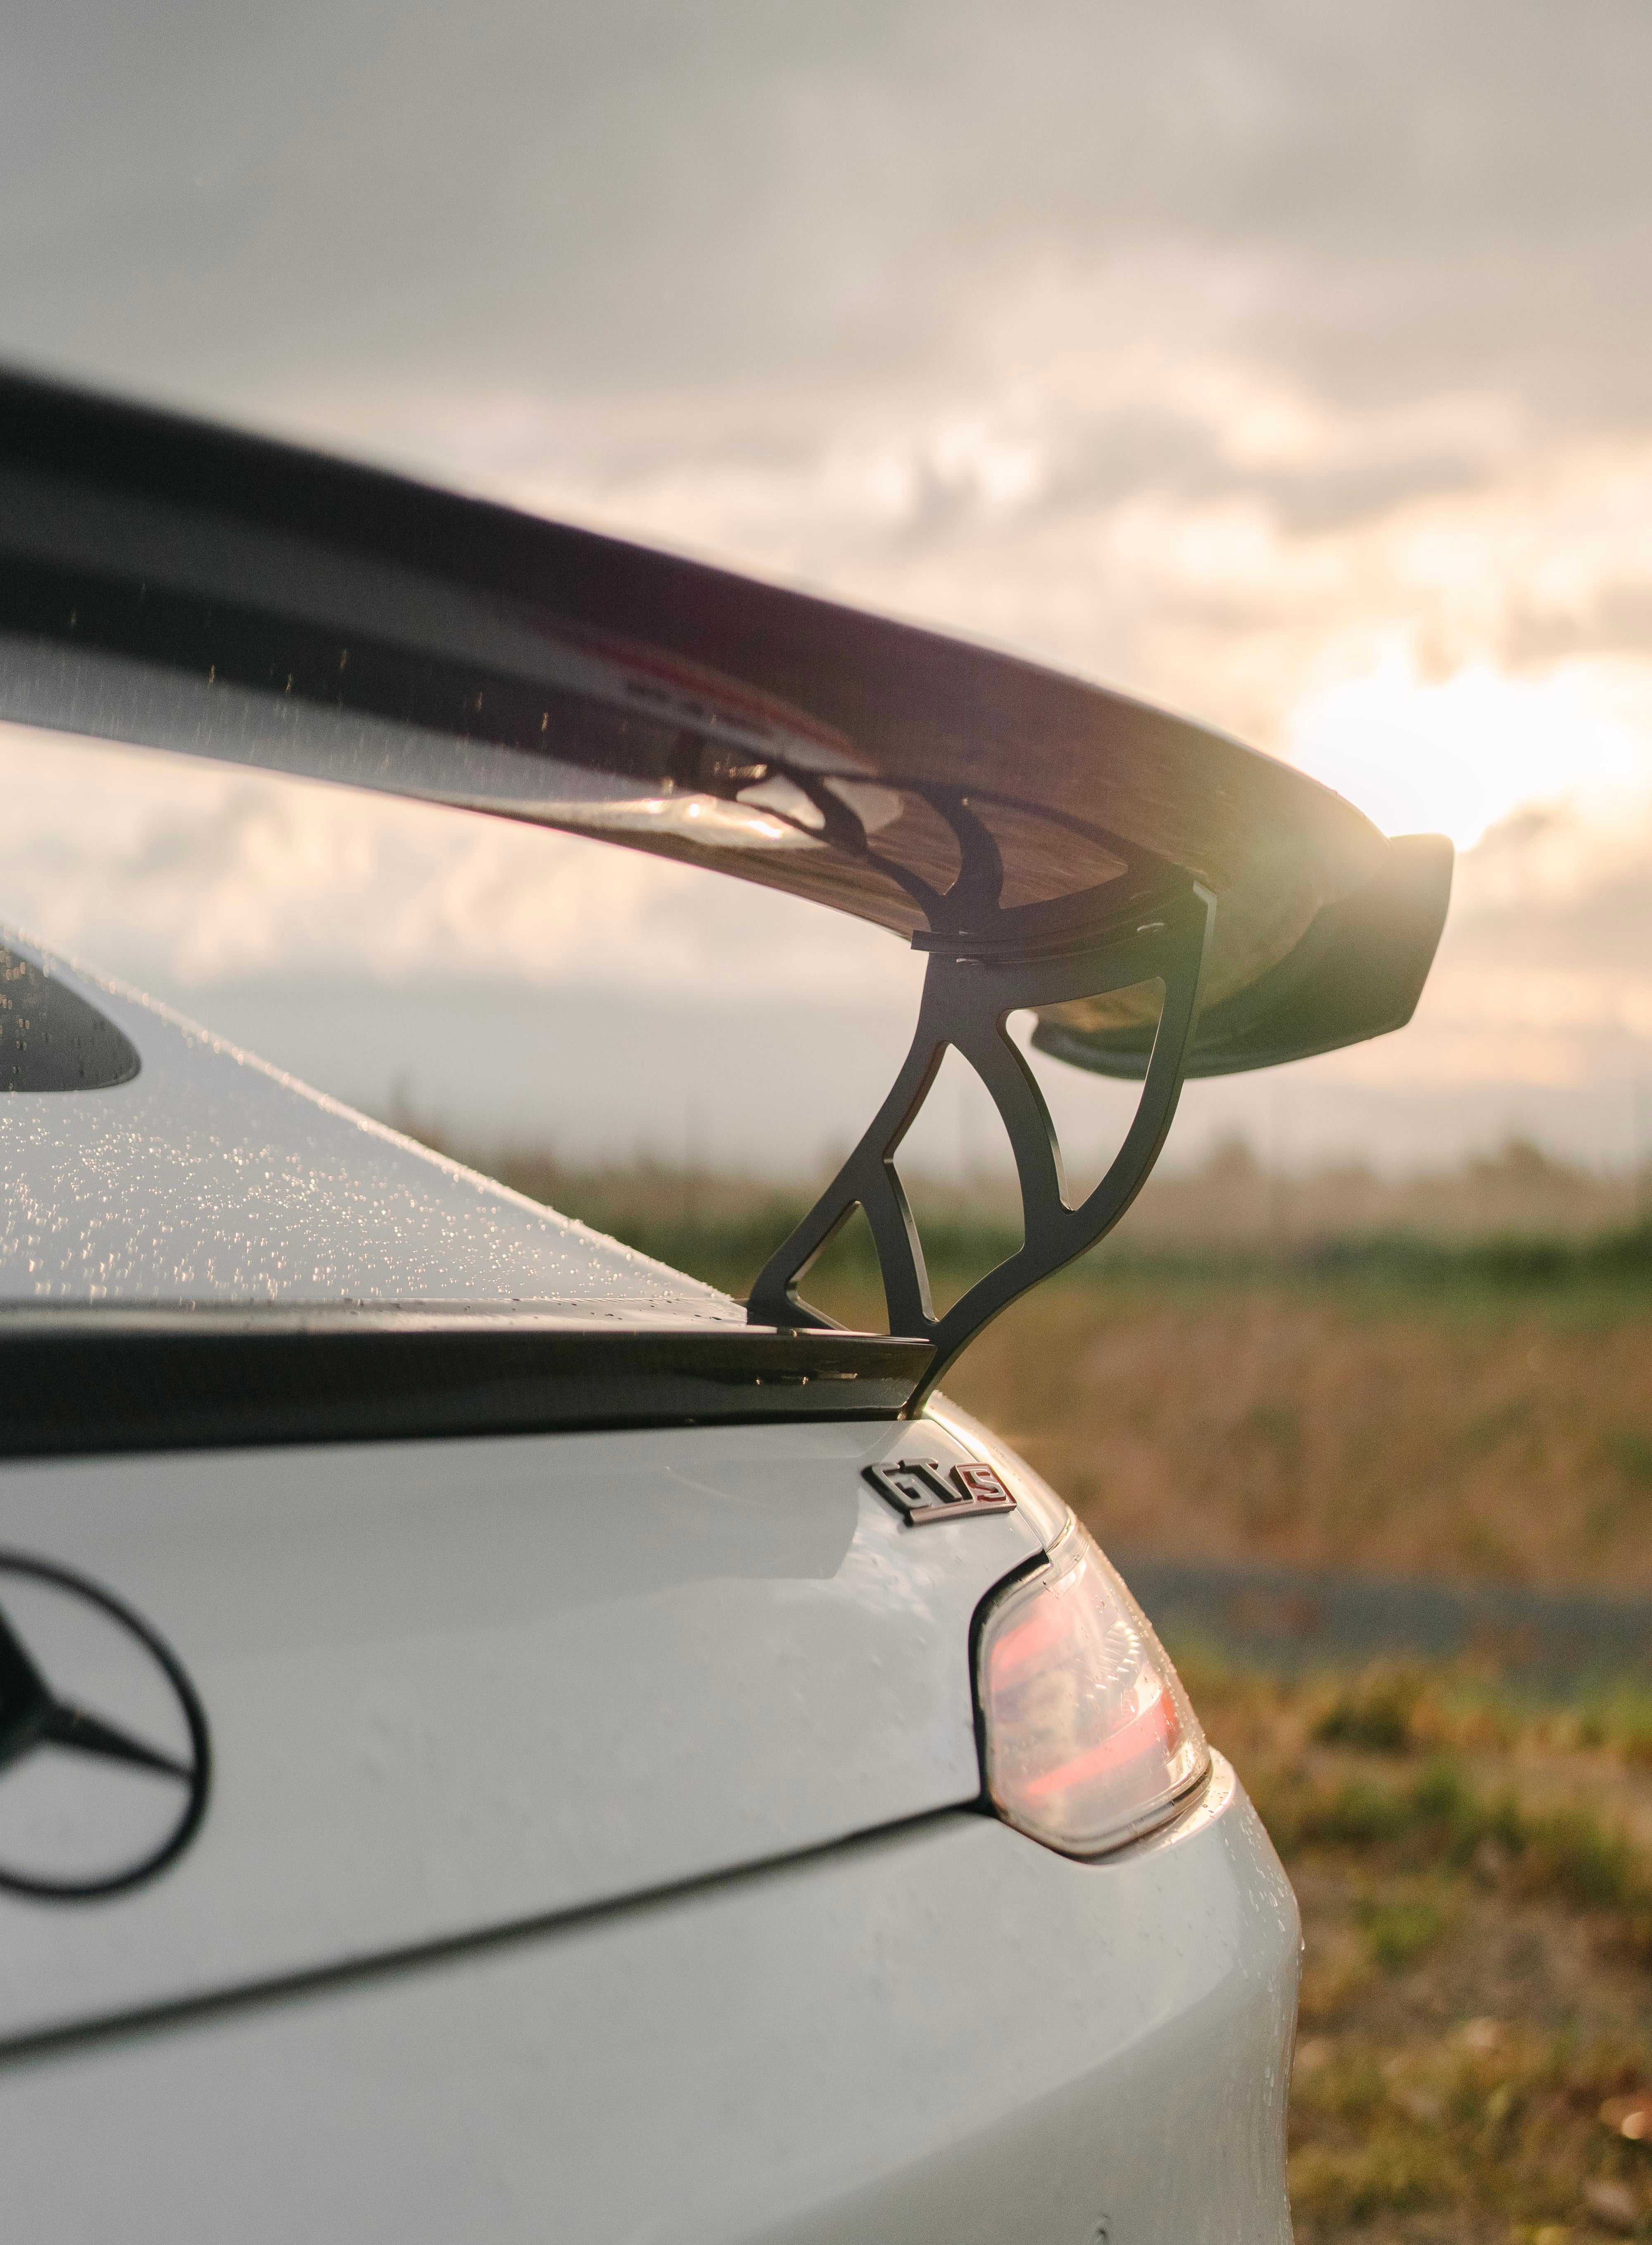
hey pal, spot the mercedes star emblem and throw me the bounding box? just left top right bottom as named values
left=0, top=1552, right=210, bottom=1900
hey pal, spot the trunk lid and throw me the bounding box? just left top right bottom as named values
left=0, top=1414, right=1045, bottom=2047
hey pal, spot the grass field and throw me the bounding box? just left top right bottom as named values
left=939, top=1271, right=1652, bottom=1593
left=1197, top=1657, right=1652, bottom=2241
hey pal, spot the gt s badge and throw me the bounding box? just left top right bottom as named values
left=864, top=1459, right=1017, bottom=1525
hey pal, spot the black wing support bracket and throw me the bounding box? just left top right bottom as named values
left=747, top=875, right=1215, bottom=1409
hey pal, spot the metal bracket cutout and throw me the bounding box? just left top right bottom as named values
left=748, top=875, right=1215, bottom=1407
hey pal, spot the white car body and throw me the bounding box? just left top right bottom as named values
left=0, top=945, right=1299, bottom=2243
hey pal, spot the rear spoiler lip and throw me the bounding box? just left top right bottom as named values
left=0, top=1309, right=929, bottom=1457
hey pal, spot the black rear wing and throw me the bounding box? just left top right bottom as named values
left=0, top=370, right=1452, bottom=1397
left=1035, top=832, right=1452, bottom=1079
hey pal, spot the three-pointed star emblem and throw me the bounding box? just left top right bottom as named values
left=0, top=1553, right=210, bottom=1900
left=0, top=1604, right=192, bottom=1783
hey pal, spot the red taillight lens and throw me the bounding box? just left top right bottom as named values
left=977, top=1520, right=1209, bottom=1857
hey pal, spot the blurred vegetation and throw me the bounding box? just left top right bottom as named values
left=1189, top=1655, right=1652, bottom=2241
left=404, top=1127, right=1652, bottom=1309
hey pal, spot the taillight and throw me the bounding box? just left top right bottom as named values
left=975, top=1518, right=1209, bottom=1858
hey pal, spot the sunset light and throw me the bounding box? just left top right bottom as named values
left=1288, top=651, right=1652, bottom=849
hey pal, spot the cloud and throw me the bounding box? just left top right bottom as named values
left=2, top=4, right=1647, bottom=788
left=0, top=726, right=915, bottom=1011
left=3, top=0, right=1652, bottom=1164
left=6, top=0, right=1649, bottom=409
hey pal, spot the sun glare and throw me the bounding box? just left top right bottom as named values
left=1285, top=652, right=1652, bottom=850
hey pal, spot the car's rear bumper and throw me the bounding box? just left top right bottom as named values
left=0, top=1754, right=1298, bottom=2245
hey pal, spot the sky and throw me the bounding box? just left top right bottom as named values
left=1, top=1, right=1650, bottom=1176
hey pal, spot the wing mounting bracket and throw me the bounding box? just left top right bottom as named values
left=747, top=873, right=1215, bottom=1408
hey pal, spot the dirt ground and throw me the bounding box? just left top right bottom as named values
left=1188, top=1659, right=1652, bottom=2243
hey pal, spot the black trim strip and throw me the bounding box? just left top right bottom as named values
left=0, top=1314, right=929, bottom=1458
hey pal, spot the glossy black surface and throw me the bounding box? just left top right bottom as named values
left=0, top=1310, right=930, bottom=1456
left=0, top=948, right=140, bottom=1093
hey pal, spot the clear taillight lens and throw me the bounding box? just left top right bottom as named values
left=977, top=1519, right=1210, bottom=1857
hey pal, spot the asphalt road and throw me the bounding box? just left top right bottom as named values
left=1117, top=1552, right=1652, bottom=1693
